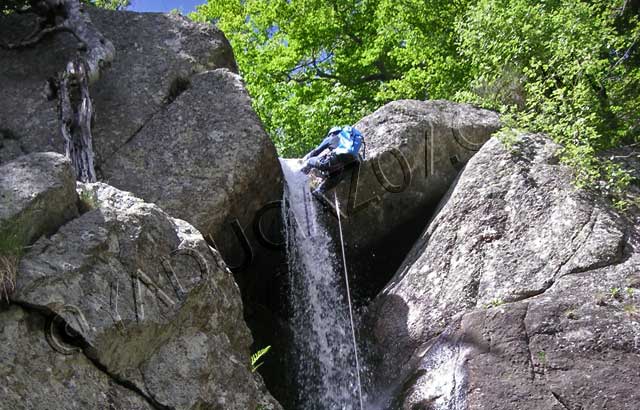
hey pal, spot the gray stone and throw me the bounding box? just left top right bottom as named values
left=323, top=100, right=501, bottom=295
left=392, top=305, right=559, bottom=410
left=0, top=130, right=25, bottom=164
left=101, top=69, right=283, bottom=241
left=0, top=152, right=78, bottom=244
left=0, top=8, right=283, bottom=263
left=0, top=8, right=237, bottom=167
left=1, top=8, right=285, bottom=404
left=12, top=183, right=282, bottom=410
left=368, top=134, right=640, bottom=409
left=0, top=304, right=154, bottom=410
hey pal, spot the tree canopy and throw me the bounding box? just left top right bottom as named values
left=191, top=0, right=473, bottom=157
left=457, top=0, right=640, bottom=200
left=193, top=0, right=638, bottom=205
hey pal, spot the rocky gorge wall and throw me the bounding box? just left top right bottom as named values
left=366, top=135, right=640, bottom=410
left=1, top=7, right=284, bottom=410
left=320, top=100, right=501, bottom=301
left=0, top=153, right=282, bottom=410
left=1, top=5, right=639, bottom=410
left=0, top=7, right=284, bottom=279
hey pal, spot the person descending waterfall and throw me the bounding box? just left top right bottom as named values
left=301, top=125, right=365, bottom=200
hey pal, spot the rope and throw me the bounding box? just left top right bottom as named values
left=334, top=191, right=364, bottom=410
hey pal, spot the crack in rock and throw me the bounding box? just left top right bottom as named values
left=551, top=391, right=572, bottom=410
left=522, top=302, right=537, bottom=381
left=9, top=301, right=165, bottom=409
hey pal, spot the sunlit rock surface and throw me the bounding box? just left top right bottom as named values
left=369, top=134, right=640, bottom=410
left=12, top=183, right=281, bottom=410
left=326, top=100, right=501, bottom=298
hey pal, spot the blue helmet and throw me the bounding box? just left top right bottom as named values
left=328, top=126, right=342, bottom=135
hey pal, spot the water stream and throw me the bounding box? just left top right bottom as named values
left=280, top=158, right=363, bottom=410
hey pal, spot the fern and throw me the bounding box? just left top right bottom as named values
left=250, top=345, right=271, bottom=372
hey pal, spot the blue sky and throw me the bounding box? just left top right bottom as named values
left=128, top=0, right=205, bottom=14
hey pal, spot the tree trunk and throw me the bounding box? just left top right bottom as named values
left=3, top=0, right=115, bottom=182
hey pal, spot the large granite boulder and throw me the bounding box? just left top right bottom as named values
left=0, top=305, right=154, bottom=410
left=0, top=152, right=78, bottom=245
left=368, top=134, right=640, bottom=409
left=101, top=68, right=282, bottom=243
left=323, top=100, right=500, bottom=297
left=0, top=5, right=284, bottom=307
left=0, top=8, right=237, bottom=166
left=12, top=183, right=282, bottom=410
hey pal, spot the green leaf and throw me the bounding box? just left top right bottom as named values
left=250, top=345, right=271, bottom=372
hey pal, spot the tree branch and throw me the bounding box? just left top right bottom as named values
left=328, top=0, right=363, bottom=45
left=4, top=0, right=114, bottom=182
left=0, top=23, right=72, bottom=49
left=610, top=38, right=638, bottom=72
left=287, top=67, right=399, bottom=86
left=56, top=0, right=115, bottom=84
left=283, top=47, right=400, bottom=86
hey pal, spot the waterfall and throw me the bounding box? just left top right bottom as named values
left=280, top=158, right=362, bottom=410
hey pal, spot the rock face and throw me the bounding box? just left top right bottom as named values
left=0, top=129, right=23, bottom=164
left=102, top=68, right=282, bottom=242
left=368, top=134, right=640, bottom=409
left=0, top=8, right=237, bottom=166
left=0, top=305, right=154, bottom=410
left=12, top=183, right=281, bottom=410
left=0, top=152, right=78, bottom=244
left=1, top=8, right=286, bottom=406
left=0, top=7, right=283, bottom=255
left=325, top=100, right=500, bottom=297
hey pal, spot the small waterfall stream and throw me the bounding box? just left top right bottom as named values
left=280, top=158, right=362, bottom=410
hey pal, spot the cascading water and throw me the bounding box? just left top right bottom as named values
left=280, top=158, right=363, bottom=410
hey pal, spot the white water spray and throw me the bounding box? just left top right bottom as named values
left=334, top=191, right=365, bottom=410
left=280, top=159, right=364, bottom=410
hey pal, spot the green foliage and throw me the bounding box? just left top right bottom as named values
left=1, top=0, right=28, bottom=14
left=484, top=297, right=505, bottom=308
left=623, top=303, right=638, bottom=315
left=456, top=0, right=640, bottom=201
left=192, top=0, right=638, bottom=203
left=191, top=0, right=472, bottom=156
left=495, top=126, right=523, bottom=153
left=610, top=287, right=623, bottom=300
left=0, top=222, right=26, bottom=301
left=537, top=350, right=547, bottom=364
left=78, top=188, right=98, bottom=212
left=89, top=0, right=130, bottom=10
left=250, top=345, right=271, bottom=372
